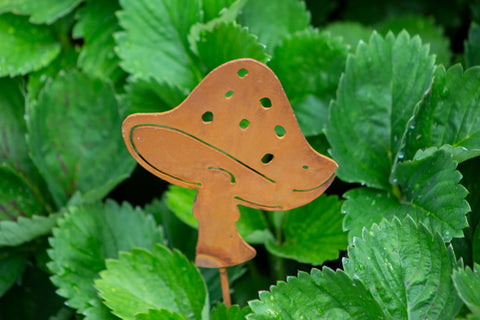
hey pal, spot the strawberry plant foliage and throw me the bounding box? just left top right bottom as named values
left=328, top=31, right=436, bottom=190
left=0, top=13, right=61, bottom=77
left=249, top=217, right=462, bottom=319
left=0, top=0, right=479, bottom=319
left=95, top=245, right=209, bottom=320
left=48, top=200, right=164, bottom=318
left=27, top=70, right=135, bottom=208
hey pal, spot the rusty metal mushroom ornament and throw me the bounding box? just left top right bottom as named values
left=122, top=58, right=337, bottom=303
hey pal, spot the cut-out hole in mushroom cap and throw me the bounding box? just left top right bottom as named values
left=239, top=119, right=250, bottom=129
left=225, top=90, right=234, bottom=98
left=237, top=68, right=248, bottom=77
left=275, top=125, right=286, bottom=137
left=261, top=153, right=274, bottom=164
left=303, top=165, right=309, bottom=169
left=202, top=111, right=213, bottom=122
left=260, top=97, right=272, bottom=108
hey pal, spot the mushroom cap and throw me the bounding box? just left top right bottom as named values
left=123, top=59, right=337, bottom=210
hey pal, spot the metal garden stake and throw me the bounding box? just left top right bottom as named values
left=122, top=58, right=338, bottom=307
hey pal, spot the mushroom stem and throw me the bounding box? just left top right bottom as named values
left=219, top=267, right=231, bottom=307
left=193, top=186, right=256, bottom=268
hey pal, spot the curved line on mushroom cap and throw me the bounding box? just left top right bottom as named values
left=234, top=197, right=281, bottom=209
left=293, top=172, right=336, bottom=192
left=134, top=150, right=202, bottom=187
left=208, top=167, right=236, bottom=183
left=130, top=124, right=277, bottom=184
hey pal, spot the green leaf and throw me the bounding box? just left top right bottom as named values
left=327, top=31, right=435, bottom=190
left=395, top=147, right=469, bottom=241
left=236, top=207, right=271, bottom=245
left=165, top=185, right=272, bottom=244
left=73, top=0, right=124, bottom=82
left=78, top=299, right=118, bottom=320
left=466, top=23, right=480, bottom=68
left=27, top=70, right=135, bottom=208
left=0, top=212, right=60, bottom=247
left=202, top=0, right=238, bottom=22
left=378, top=14, right=451, bottom=66
left=48, top=200, right=164, bottom=316
left=0, top=13, right=60, bottom=77
left=144, top=197, right=197, bottom=261
left=269, top=28, right=349, bottom=135
left=406, top=65, right=480, bottom=162
left=343, top=188, right=401, bottom=242
left=115, top=0, right=202, bottom=90
left=323, top=21, right=374, bottom=52
left=0, top=0, right=82, bottom=24
left=0, top=165, right=47, bottom=224
left=248, top=267, right=387, bottom=319
left=135, top=309, right=186, bottom=320
left=0, top=77, right=28, bottom=170
left=453, top=264, right=480, bottom=316
left=26, top=47, right=79, bottom=100
left=344, top=216, right=463, bottom=320
left=0, top=77, right=47, bottom=189
left=239, top=0, right=310, bottom=53
left=265, top=195, right=347, bottom=265
left=122, top=77, right=187, bottom=115
left=0, top=248, right=27, bottom=297
left=188, top=0, right=246, bottom=57
left=95, top=244, right=209, bottom=320
left=195, top=21, right=269, bottom=72
left=165, top=186, right=198, bottom=228
left=344, top=148, right=469, bottom=242
left=210, top=303, right=250, bottom=320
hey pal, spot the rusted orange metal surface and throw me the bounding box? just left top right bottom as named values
left=122, top=58, right=338, bottom=268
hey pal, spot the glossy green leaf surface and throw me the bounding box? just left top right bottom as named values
left=265, top=195, right=347, bottom=265
left=144, top=197, right=197, bottom=261
left=115, top=0, right=202, bottom=90
left=239, top=0, right=310, bottom=52
left=0, top=212, right=59, bottom=247
left=248, top=267, right=387, bottom=319
left=327, top=31, right=435, bottom=189
left=0, top=77, right=29, bottom=171
left=452, top=263, right=480, bottom=316
left=344, top=217, right=463, bottom=319
left=323, top=21, right=373, bottom=52
left=0, top=13, right=60, bottom=77
left=195, top=21, right=269, bottom=72
left=26, top=47, right=79, bottom=101
left=135, top=309, right=186, bottom=320
left=378, top=14, right=451, bottom=66
left=96, top=244, right=208, bottom=320
left=0, top=0, right=81, bottom=24
left=48, top=200, right=164, bottom=317
left=344, top=148, right=469, bottom=242
left=269, top=28, right=349, bottom=135
left=27, top=70, right=135, bottom=208
left=406, top=65, right=480, bottom=162
left=0, top=166, right=46, bottom=226
left=122, top=77, right=187, bottom=115
left=202, top=0, right=237, bottom=21
left=210, top=303, right=250, bottom=320
left=73, top=0, right=123, bottom=82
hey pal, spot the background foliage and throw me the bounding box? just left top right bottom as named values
left=0, top=0, right=479, bottom=319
